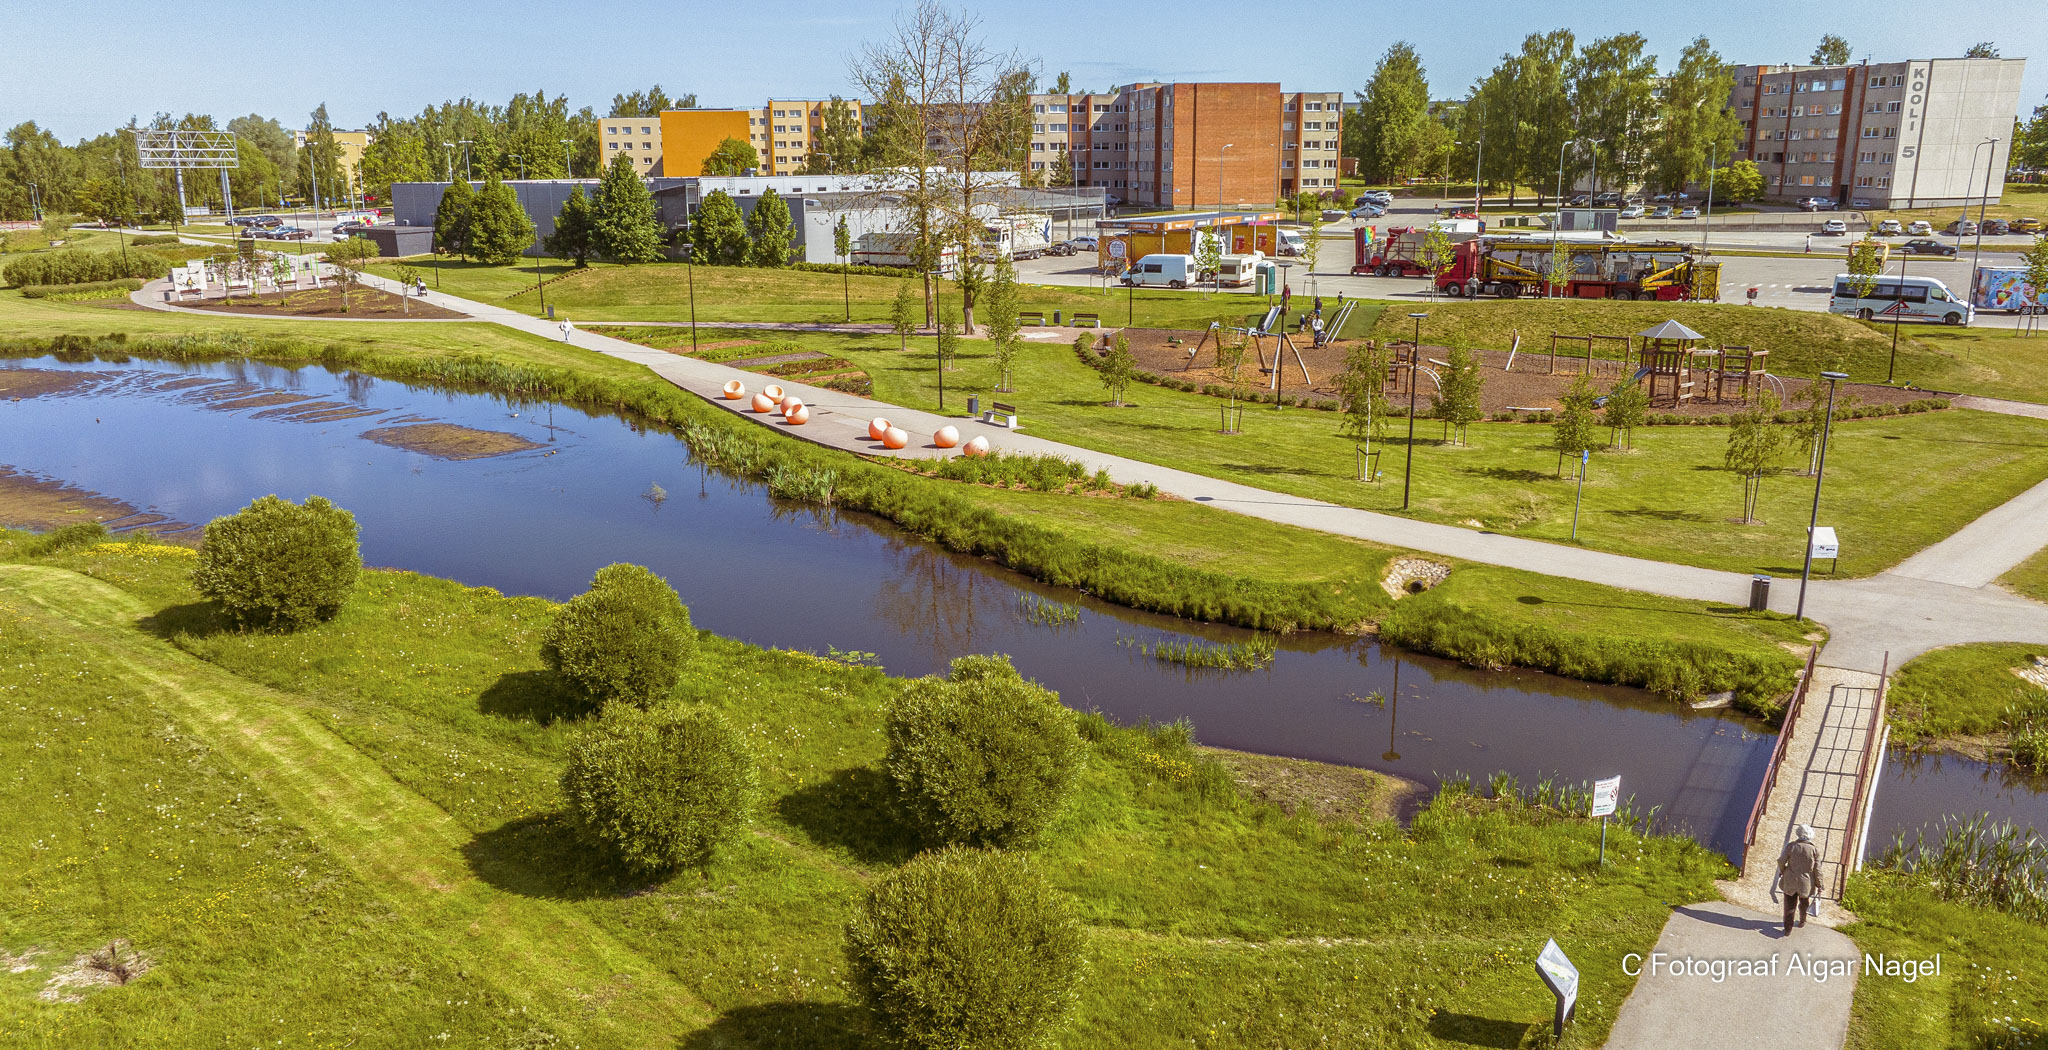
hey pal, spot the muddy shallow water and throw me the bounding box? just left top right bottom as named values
left=3, top=355, right=1808, bottom=855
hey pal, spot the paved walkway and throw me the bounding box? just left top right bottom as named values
left=1603, top=901, right=1859, bottom=1050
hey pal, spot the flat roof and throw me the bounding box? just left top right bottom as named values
left=1101, top=210, right=1283, bottom=232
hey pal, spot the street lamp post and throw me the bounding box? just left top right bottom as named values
left=929, top=268, right=949, bottom=411
left=559, top=138, right=574, bottom=179
left=1218, top=142, right=1233, bottom=211
left=1969, top=137, right=2001, bottom=282
left=458, top=140, right=474, bottom=180
left=27, top=182, right=40, bottom=221
left=1888, top=244, right=1910, bottom=383
left=442, top=142, right=455, bottom=182
left=1551, top=137, right=1597, bottom=246
left=1402, top=312, right=1427, bottom=511
left=680, top=242, right=698, bottom=353
left=1794, top=371, right=1850, bottom=621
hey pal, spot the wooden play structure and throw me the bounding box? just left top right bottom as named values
left=1183, top=306, right=1311, bottom=393
left=1631, top=320, right=1772, bottom=407
left=1547, top=332, right=1634, bottom=378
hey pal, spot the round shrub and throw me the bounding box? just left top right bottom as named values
left=192, top=495, right=360, bottom=630
left=541, top=563, right=696, bottom=707
left=560, top=705, right=756, bottom=874
left=884, top=655, right=1084, bottom=848
left=846, top=846, right=1085, bottom=1050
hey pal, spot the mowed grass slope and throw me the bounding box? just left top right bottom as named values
left=0, top=539, right=1727, bottom=1048
left=744, top=326, right=2048, bottom=577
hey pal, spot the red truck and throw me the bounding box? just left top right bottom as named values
left=1350, top=224, right=1483, bottom=277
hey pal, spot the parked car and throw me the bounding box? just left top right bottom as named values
left=1651, top=205, right=1674, bottom=219
left=272, top=226, right=311, bottom=241
left=1907, top=220, right=1934, bottom=235
left=243, top=214, right=282, bottom=228
left=1119, top=253, right=1196, bottom=289
left=1321, top=208, right=1346, bottom=221
left=1875, top=219, right=1904, bottom=235
left=332, top=221, right=369, bottom=238
left=1982, top=219, right=2011, bottom=236
left=1797, top=197, right=1839, bottom=211
left=1944, top=220, right=1978, bottom=236
left=2013, top=217, right=2044, bottom=233
left=1566, top=194, right=1592, bottom=207
left=1349, top=204, right=1385, bottom=219
left=1101, top=194, right=1122, bottom=206
left=1678, top=206, right=1700, bottom=219
left=1820, top=218, right=1848, bottom=235
left=1618, top=204, right=1645, bottom=219
left=1066, top=235, right=1098, bottom=252
left=1044, top=240, right=1076, bottom=257
left=1901, top=238, right=1957, bottom=256
left=1851, top=198, right=1876, bottom=210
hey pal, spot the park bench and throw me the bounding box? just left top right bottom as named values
left=1071, top=313, right=1101, bottom=328
left=982, top=400, right=1020, bottom=429
left=1018, top=311, right=1045, bottom=326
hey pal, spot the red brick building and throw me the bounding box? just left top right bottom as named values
left=1028, top=83, right=1343, bottom=208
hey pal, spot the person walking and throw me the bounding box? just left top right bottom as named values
left=1280, top=283, right=1292, bottom=317
left=1804, top=234, right=1812, bottom=254
left=1313, top=295, right=1324, bottom=319
left=558, top=317, right=575, bottom=342
left=1772, top=824, right=1823, bottom=934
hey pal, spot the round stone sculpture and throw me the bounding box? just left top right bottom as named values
left=882, top=426, right=910, bottom=450
left=868, top=417, right=893, bottom=441
left=722, top=380, right=746, bottom=400
left=933, top=425, right=960, bottom=449
left=762, top=384, right=786, bottom=402
left=750, top=392, right=776, bottom=413
left=962, top=435, right=991, bottom=457
left=785, top=405, right=811, bottom=425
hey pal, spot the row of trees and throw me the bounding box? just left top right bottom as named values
left=1349, top=33, right=1791, bottom=201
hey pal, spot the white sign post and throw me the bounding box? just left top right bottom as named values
left=1535, top=938, right=1580, bottom=1038
left=1592, top=775, right=1621, bottom=866
left=1809, top=526, right=1840, bottom=574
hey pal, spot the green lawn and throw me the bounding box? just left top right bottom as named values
left=1902, top=326, right=2048, bottom=405
left=1886, top=642, right=2048, bottom=747
left=1845, top=870, right=2048, bottom=1049
left=0, top=541, right=1730, bottom=1048
left=751, top=325, right=2048, bottom=578
left=2003, top=547, right=2048, bottom=603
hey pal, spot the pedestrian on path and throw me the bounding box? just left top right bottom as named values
left=1804, top=234, right=1812, bottom=254
left=1313, top=295, right=1324, bottom=319
left=558, top=318, right=575, bottom=342
left=1772, top=824, right=1822, bottom=934
left=1281, top=283, right=1292, bottom=316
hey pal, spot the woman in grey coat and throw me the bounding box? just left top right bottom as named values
left=1773, top=824, right=1823, bottom=934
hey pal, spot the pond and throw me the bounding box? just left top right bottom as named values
left=3, top=354, right=1783, bottom=855
left=1868, top=749, right=2048, bottom=854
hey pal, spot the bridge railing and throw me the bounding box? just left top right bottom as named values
left=1742, top=645, right=1820, bottom=867
left=1837, top=652, right=1892, bottom=898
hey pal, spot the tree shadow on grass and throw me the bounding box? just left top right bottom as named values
left=1514, top=594, right=1756, bottom=619
left=478, top=670, right=594, bottom=725
left=1426, top=1011, right=1534, bottom=1048
left=1466, top=466, right=1551, bottom=483
left=136, top=600, right=237, bottom=642
left=678, top=1001, right=867, bottom=1050
left=462, top=813, right=654, bottom=901
left=1603, top=506, right=1715, bottom=523
left=774, top=766, right=920, bottom=868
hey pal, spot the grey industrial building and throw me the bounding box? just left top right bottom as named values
left=389, top=172, right=1104, bottom=262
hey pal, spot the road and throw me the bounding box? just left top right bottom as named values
left=1020, top=196, right=2043, bottom=330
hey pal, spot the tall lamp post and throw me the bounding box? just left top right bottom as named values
left=929, top=268, right=948, bottom=411
left=679, top=241, right=699, bottom=353
left=458, top=139, right=474, bottom=180
left=1402, top=312, right=1427, bottom=511
left=1702, top=106, right=1730, bottom=256
left=1794, top=370, right=1850, bottom=621
left=1552, top=136, right=1598, bottom=245
left=559, top=138, right=574, bottom=179
left=442, top=142, right=456, bottom=181
left=1968, top=137, right=2001, bottom=281
left=1217, top=142, right=1233, bottom=211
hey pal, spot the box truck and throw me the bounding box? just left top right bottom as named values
left=1971, top=266, right=2045, bottom=314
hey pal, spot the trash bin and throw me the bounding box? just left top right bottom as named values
left=967, top=395, right=980, bottom=417
left=546, top=305, right=555, bottom=320
left=1052, top=310, right=1062, bottom=325
left=1748, top=574, right=1772, bottom=612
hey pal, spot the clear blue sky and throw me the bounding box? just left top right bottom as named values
left=6, top=0, right=2041, bottom=141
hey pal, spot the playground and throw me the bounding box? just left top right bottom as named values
left=1119, top=315, right=1946, bottom=419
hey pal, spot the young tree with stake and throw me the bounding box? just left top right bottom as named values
left=1551, top=373, right=1601, bottom=476
left=891, top=282, right=918, bottom=351
left=833, top=214, right=852, bottom=322
left=1419, top=225, right=1456, bottom=303
left=1602, top=376, right=1648, bottom=450
left=1431, top=345, right=1484, bottom=445
left=1099, top=331, right=1136, bottom=407
left=981, top=255, right=1021, bottom=392
left=1725, top=389, right=1786, bottom=524
left=1336, top=340, right=1394, bottom=476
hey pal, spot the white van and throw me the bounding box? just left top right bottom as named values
left=1828, top=273, right=1973, bottom=326
left=1275, top=229, right=1307, bottom=256
left=1121, top=253, right=1196, bottom=289
left=1215, top=252, right=1264, bottom=288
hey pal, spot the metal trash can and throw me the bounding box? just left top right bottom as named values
left=546, top=305, right=555, bottom=320
left=967, top=395, right=980, bottom=417
left=1052, top=310, right=1062, bottom=325
left=1748, top=574, right=1772, bottom=612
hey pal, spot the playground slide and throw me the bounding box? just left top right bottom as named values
left=1256, top=305, right=1281, bottom=335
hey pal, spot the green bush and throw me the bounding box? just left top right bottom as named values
left=20, top=521, right=108, bottom=558
left=845, top=846, right=1085, bottom=1050
left=540, top=563, right=697, bottom=708
left=19, top=278, right=145, bottom=299
left=884, top=655, right=1085, bottom=848
left=191, top=495, right=361, bottom=630
left=791, top=261, right=919, bottom=279
left=3, top=249, right=161, bottom=288
left=560, top=705, right=756, bottom=873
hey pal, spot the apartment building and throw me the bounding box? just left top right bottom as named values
left=600, top=99, right=864, bottom=179
left=1728, top=56, right=2025, bottom=207
left=1026, top=83, right=1342, bottom=209
left=293, top=128, right=373, bottom=178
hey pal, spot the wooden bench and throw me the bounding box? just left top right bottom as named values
left=981, top=400, right=1020, bottom=429
left=1018, top=311, right=1045, bottom=326
left=1070, top=313, right=1101, bottom=328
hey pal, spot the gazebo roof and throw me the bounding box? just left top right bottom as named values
left=1636, top=319, right=1706, bottom=341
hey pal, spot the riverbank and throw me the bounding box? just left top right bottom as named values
left=0, top=535, right=1726, bottom=1047
left=1886, top=642, right=2048, bottom=770
left=0, top=332, right=1812, bottom=712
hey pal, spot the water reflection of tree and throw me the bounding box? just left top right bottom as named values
left=873, top=540, right=990, bottom=665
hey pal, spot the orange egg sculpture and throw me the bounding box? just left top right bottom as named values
left=721, top=379, right=746, bottom=400
left=867, top=417, right=893, bottom=441
left=750, top=392, right=776, bottom=413
left=785, top=405, right=811, bottom=425
left=962, top=435, right=991, bottom=458
left=881, top=426, right=910, bottom=450
left=933, top=425, right=960, bottom=449
left=780, top=395, right=805, bottom=415
left=762, top=384, right=786, bottom=402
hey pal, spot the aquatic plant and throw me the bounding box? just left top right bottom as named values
left=1117, top=632, right=1277, bottom=671
left=1018, top=595, right=1083, bottom=627
left=1880, top=815, right=2048, bottom=922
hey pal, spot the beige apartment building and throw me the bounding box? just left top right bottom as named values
left=1026, top=83, right=1342, bottom=209
left=600, top=98, right=864, bottom=178
left=1728, top=56, right=2025, bottom=207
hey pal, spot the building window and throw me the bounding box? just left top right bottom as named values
left=1862, top=127, right=1879, bottom=138
left=1283, top=103, right=1296, bottom=111
left=1033, top=104, right=1045, bottom=113
left=1886, top=101, right=1902, bottom=113
left=1032, top=142, right=1044, bottom=151
left=1282, top=122, right=1294, bottom=131
left=1741, top=98, right=1754, bottom=109
left=1284, top=141, right=1295, bottom=150
left=1819, top=176, right=1832, bottom=186
left=1033, top=123, right=1044, bottom=133
left=1877, top=176, right=1890, bottom=188
left=1030, top=161, right=1044, bottom=170
left=1882, top=152, right=1894, bottom=163
left=1281, top=159, right=1293, bottom=169
left=607, top=142, right=618, bottom=149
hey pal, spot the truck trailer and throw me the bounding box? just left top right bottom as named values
left=983, top=213, right=1054, bottom=261
left=1971, top=266, right=2045, bottom=314
left=1351, top=224, right=1484, bottom=277
left=1432, top=237, right=1720, bottom=301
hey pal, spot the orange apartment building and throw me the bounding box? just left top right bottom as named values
left=1027, top=83, right=1342, bottom=208
left=601, top=99, right=864, bottom=177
